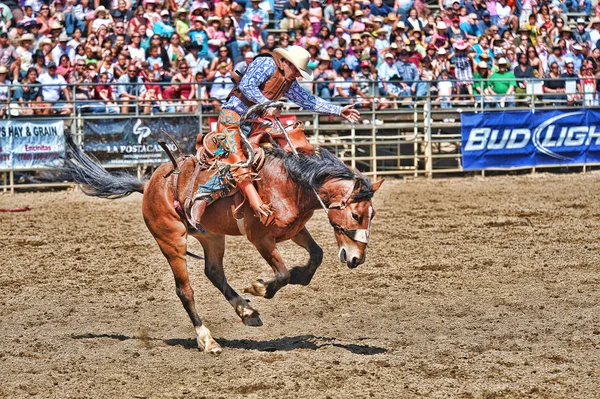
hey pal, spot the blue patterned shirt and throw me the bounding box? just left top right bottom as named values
left=222, top=56, right=342, bottom=117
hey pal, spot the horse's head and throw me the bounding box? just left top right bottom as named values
left=326, top=178, right=384, bottom=269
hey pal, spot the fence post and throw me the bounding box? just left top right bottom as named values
left=9, top=169, right=14, bottom=195
left=425, top=82, right=433, bottom=178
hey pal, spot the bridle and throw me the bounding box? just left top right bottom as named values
left=257, top=100, right=373, bottom=244
left=312, top=180, right=372, bottom=245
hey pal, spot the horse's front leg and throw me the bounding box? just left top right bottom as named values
left=289, top=227, right=324, bottom=286
left=244, top=235, right=290, bottom=299
left=193, top=231, right=263, bottom=327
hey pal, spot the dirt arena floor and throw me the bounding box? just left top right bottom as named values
left=2, top=172, right=600, bottom=398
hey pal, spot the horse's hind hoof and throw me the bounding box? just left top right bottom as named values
left=242, top=313, right=263, bottom=327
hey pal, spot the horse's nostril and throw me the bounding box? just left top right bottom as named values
left=339, top=248, right=347, bottom=263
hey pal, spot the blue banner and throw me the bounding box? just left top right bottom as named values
left=461, top=110, right=600, bottom=170
left=0, top=120, right=65, bottom=171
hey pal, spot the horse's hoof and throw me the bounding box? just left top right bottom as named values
left=205, top=342, right=223, bottom=355
left=243, top=279, right=267, bottom=297
left=242, top=314, right=263, bottom=327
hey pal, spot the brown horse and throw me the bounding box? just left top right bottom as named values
left=62, top=129, right=383, bottom=354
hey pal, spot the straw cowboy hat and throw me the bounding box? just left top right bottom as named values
left=373, top=28, right=387, bottom=37
left=94, top=6, right=108, bottom=16
left=436, top=21, right=447, bottom=30
left=174, top=8, right=187, bottom=18
left=39, top=37, right=54, bottom=46
left=319, top=54, right=331, bottom=61
left=340, top=5, right=352, bottom=14
left=477, top=61, right=488, bottom=69
left=0, top=65, right=8, bottom=74
left=19, top=33, right=35, bottom=42
left=273, top=45, right=313, bottom=81
left=50, top=21, right=63, bottom=30
left=207, top=16, right=221, bottom=25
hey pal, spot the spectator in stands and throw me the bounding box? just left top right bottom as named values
left=547, top=45, right=566, bottom=72
left=209, top=62, right=234, bottom=101
left=208, top=46, right=233, bottom=80
left=513, top=51, right=535, bottom=102
left=243, top=0, right=270, bottom=41
left=489, top=57, right=516, bottom=107
left=186, top=42, right=210, bottom=77
left=171, top=62, right=196, bottom=113
left=437, top=69, right=454, bottom=108
left=0, top=31, right=19, bottom=83
left=39, top=61, right=72, bottom=114
left=473, top=61, right=493, bottom=106
left=234, top=51, right=256, bottom=76
left=281, top=0, right=308, bottom=32
left=579, top=61, right=597, bottom=106
left=395, top=48, right=424, bottom=101
left=16, top=34, right=35, bottom=79
left=14, top=68, right=46, bottom=115
left=573, top=18, right=590, bottom=45
left=543, top=61, right=566, bottom=105
left=0, top=65, right=9, bottom=116
left=452, top=39, right=474, bottom=103
left=117, top=65, right=146, bottom=114
left=562, top=61, right=579, bottom=105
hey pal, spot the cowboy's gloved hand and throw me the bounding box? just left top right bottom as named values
left=264, top=107, right=281, bottom=119
left=255, top=203, right=276, bottom=226
left=340, top=104, right=361, bottom=124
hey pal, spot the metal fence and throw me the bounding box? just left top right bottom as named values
left=2, top=78, right=599, bottom=193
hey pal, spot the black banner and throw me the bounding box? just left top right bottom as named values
left=83, top=117, right=199, bottom=166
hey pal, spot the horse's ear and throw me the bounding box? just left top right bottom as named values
left=371, top=179, right=385, bottom=192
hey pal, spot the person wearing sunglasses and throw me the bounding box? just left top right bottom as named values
left=116, top=65, right=146, bottom=114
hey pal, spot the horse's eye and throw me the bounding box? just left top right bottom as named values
left=352, top=213, right=360, bottom=221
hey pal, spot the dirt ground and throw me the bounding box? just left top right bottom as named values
left=2, top=172, right=600, bottom=399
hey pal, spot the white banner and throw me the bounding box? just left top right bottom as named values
left=0, top=120, right=65, bottom=171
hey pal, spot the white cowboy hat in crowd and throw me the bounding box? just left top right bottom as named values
left=273, top=45, right=313, bottom=81
left=94, top=6, right=108, bottom=16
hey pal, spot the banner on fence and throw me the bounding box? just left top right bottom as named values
left=461, top=110, right=600, bottom=170
left=83, top=117, right=198, bottom=166
left=0, top=120, right=65, bottom=171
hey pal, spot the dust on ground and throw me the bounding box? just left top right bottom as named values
left=1, top=173, right=600, bottom=398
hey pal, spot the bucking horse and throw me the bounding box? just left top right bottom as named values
left=61, top=102, right=383, bottom=354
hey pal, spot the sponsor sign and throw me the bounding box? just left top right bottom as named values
left=0, top=120, right=65, bottom=171
left=461, top=110, right=600, bottom=170
left=83, top=117, right=199, bottom=166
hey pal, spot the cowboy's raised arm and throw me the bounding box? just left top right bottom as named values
left=238, top=56, right=276, bottom=104
left=285, top=80, right=342, bottom=116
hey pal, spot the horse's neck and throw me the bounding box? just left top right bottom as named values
left=314, top=178, right=353, bottom=211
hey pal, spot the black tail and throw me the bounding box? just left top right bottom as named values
left=61, top=135, right=145, bottom=199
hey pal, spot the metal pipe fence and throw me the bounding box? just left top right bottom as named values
left=2, top=78, right=599, bottom=192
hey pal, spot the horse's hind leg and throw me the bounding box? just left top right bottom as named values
left=289, top=228, right=324, bottom=286
left=144, top=212, right=221, bottom=354
left=192, top=232, right=263, bottom=327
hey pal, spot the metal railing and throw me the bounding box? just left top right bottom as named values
left=2, top=78, right=599, bottom=193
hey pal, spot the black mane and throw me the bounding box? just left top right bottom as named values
left=266, top=147, right=374, bottom=202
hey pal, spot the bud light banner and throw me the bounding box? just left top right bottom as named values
left=83, top=117, right=199, bottom=166
left=0, top=120, right=65, bottom=171
left=461, top=110, right=600, bottom=170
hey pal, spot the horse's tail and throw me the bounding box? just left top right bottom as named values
left=61, top=135, right=145, bottom=198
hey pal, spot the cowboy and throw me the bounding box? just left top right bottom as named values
left=190, top=46, right=360, bottom=228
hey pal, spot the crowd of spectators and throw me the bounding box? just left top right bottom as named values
left=1, top=0, right=600, bottom=116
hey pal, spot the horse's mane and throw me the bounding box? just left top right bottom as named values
left=265, top=147, right=374, bottom=202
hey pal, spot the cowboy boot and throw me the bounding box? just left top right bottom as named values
left=188, top=197, right=211, bottom=232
